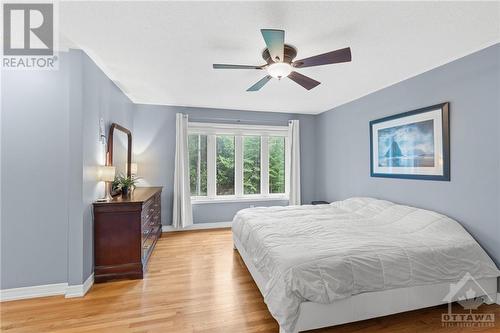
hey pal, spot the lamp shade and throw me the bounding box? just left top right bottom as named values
left=130, top=163, right=138, bottom=176
left=97, top=166, right=115, bottom=182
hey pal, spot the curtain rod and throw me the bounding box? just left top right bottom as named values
left=187, top=116, right=293, bottom=125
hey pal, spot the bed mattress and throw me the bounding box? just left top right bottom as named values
left=231, top=197, right=499, bottom=333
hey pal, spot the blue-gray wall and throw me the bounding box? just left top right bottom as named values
left=133, top=105, right=316, bottom=225
left=80, top=51, right=135, bottom=284
left=1, top=50, right=72, bottom=289
left=315, top=43, right=500, bottom=266
left=1, top=49, right=134, bottom=289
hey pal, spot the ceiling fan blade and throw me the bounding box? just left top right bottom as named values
left=293, top=47, right=351, bottom=68
left=247, top=75, right=272, bottom=91
left=288, top=71, right=320, bottom=90
left=213, top=64, right=264, bottom=69
left=261, top=29, right=285, bottom=62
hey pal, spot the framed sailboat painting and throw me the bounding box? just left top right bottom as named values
left=370, top=102, right=450, bottom=181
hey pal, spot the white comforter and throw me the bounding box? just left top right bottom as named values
left=232, top=197, right=499, bottom=333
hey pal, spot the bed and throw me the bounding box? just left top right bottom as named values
left=232, top=197, right=499, bottom=333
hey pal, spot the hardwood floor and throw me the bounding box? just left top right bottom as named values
left=1, top=229, right=499, bottom=333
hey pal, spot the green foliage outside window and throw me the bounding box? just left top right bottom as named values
left=216, top=136, right=235, bottom=195
left=189, top=134, right=285, bottom=197
left=269, top=136, right=285, bottom=193
left=243, top=136, right=261, bottom=194
left=188, top=134, right=207, bottom=196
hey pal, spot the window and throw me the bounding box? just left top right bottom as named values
left=269, top=136, right=285, bottom=194
left=216, top=135, right=235, bottom=195
left=243, top=136, right=261, bottom=195
left=188, top=122, right=289, bottom=202
left=188, top=134, right=207, bottom=196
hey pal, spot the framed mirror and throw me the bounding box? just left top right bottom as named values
left=107, top=123, right=132, bottom=178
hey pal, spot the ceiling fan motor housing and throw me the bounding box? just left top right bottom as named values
left=262, top=44, right=297, bottom=64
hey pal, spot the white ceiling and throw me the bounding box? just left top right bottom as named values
left=60, top=1, right=500, bottom=114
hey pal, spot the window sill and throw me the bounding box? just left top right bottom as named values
left=191, top=196, right=289, bottom=205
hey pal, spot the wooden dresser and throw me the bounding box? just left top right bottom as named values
left=93, top=187, right=162, bottom=283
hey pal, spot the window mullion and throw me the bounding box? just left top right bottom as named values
left=207, top=134, right=216, bottom=198
left=235, top=136, right=243, bottom=197
left=261, top=135, right=269, bottom=196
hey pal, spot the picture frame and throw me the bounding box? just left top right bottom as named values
left=370, top=102, right=450, bottom=181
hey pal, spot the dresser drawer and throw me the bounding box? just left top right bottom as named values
left=142, top=229, right=154, bottom=252
left=154, top=192, right=161, bottom=204
left=142, top=225, right=160, bottom=262
left=141, top=203, right=155, bottom=222
left=141, top=215, right=160, bottom=243
left=142, top=212, right=157, bottom=230
left=143, top=202, right=160, bottom=227
left=152, top=210, right=160, bottom=225
left=142, top=223, right=153, bottom=243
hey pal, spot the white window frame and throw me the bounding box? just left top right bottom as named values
left=188, top=122, right=290, bottom=204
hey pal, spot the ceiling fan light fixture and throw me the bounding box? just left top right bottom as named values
left=266, top=62, right=292, bottom=79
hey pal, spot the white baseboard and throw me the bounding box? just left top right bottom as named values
left=496, top=293, right=500, bottom=305
left=0, top=283, right=68, bottom=302
left=65, top=273, right=94, bottom=298
left=1, top=273, right=94, bottom=302
left=162, top=221, right=232, bottom=232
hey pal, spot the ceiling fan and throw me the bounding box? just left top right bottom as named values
left=213, top=29, right=352, bottom=91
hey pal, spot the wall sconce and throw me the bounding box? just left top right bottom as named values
left=97, top=165, right=115, bottom=202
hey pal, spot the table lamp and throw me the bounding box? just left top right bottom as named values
left=97, top=165, right=115, bottom=202
left=130, top=163, right=138, bottom=177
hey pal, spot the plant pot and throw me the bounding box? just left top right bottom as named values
left=121, top=187, right=130, bottom=197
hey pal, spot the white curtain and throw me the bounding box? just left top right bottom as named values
left=172, top=113, right=193, bottom=228
left=288, top=120, right=301, bottom=205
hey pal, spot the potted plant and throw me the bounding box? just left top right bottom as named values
left=114, top=174, right=139, bottom=197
